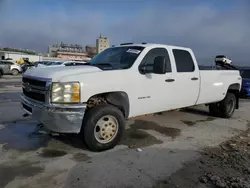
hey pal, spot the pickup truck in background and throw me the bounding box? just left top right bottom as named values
left=21, top=43, right=242, bottom=151
left=240, top=69, right=250, bottom=97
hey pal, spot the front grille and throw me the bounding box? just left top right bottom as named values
left=22, top=77, right=47, bottom=87
left=22, top=77, right=49, bottom=102
left=23, top=88, right=46, bottom=102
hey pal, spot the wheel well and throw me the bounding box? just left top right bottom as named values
left=86, top=92, right=130, bottom=118
left=227, top=83, right=240, bottom=109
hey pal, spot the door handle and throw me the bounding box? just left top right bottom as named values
left=191, top=77, right=198, bottom=81
left=165, top=79, right=175, bottom=82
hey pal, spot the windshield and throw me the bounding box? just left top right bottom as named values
left=241, top=70, right=250, bottom=78
left=88, top=46, right=145, bottom=70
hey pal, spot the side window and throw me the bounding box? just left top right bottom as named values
left=2, top=61, right=8, bottom=65
left=5, top=62, right=13, bottom=65
left=173, top=49, right=195, bottom=72
left=139, top=48, right=171, bottom=73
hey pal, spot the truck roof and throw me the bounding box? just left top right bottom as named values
left=115, top=43, right=191, bottom=51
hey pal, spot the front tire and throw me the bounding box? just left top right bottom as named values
left=82, top=104, right=125, bottom=152
left=0, top=71, right=3, bottom=78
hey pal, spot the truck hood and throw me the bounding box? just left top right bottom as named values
left=23, top=65, right=102, bottom=81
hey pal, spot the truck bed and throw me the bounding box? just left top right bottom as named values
left=196, top=70, right=241, bottom=105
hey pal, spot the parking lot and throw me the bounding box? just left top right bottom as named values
left=0, top=75, right=250, bottom=188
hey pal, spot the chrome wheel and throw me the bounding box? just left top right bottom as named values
left=94, top=115, right=119, bottom=144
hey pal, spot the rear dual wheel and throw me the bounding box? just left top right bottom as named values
left=81, top=104, right=125, bottom=152
left=209, top=93, right=236, bottom=118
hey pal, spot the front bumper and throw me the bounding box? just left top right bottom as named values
left=21, top=94, right=86, bottom=133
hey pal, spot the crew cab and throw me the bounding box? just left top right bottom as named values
left=21, top=43, right=242, bottom=151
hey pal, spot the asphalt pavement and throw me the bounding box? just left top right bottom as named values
left=0, top=75, right=250, bottom=188
left=0, top=75, right=22, bottom=103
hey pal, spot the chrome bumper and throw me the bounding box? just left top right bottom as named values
left=21, top=94, right=86, bottom=133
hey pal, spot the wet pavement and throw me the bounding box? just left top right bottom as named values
left=0, top=123, right=50, bottom=151
left=0, top=75, right=250, bottom=188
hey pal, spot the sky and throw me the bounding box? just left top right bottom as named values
left=0, top=0, right=249, bottom=65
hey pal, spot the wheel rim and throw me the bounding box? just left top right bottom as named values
left=94, top=115, right=119, bottom=144
left=227, top=98, right=235, bottom=115
left=12, top=70, right=18, bottom=75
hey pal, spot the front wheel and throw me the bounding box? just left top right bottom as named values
left=81, top=104, right=125, bottom=152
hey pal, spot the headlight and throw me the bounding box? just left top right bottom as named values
left=51, top=82, right=80, bottom=103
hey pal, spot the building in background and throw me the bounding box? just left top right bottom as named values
left=56, top=51, right=89, bottom=61
left=86, top=45, right=97, bottom=58
left=48, top=43, right=60, bottom=57
left=0, top=51, right=42, bottom=63
left=96, top=34, right=109, bottom=54
left=48, top=42, right=89, bottom=60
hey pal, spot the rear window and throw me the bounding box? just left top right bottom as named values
left=241, top=70, right=250, bottom=78
left=173, top=49, right=195, bottom=72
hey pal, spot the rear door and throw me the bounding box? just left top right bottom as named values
left=170, top=48, right=200, bottom=109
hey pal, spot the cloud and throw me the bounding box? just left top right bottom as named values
left=0, top=0, right=249, bottom=65
left=109, top=2, right=250, bottom=64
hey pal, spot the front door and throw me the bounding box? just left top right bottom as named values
left=130, top=47, right=175, bottom=117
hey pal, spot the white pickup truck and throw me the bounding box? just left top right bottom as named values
left=21, top=43, right=242, bottom=151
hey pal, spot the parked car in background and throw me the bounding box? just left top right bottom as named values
left=0, top=60, right=12, bottom=78
left=47, top=61, right=87, bottom=67
left=240, top=69, right=250, bottom=97
left=1, top=60, right=22, bottom=75
left=45, top=61, right=64, bottom=66
left=215, top=55, right=232, bottom=65
left=34, top=61, right=51, bottom=67
left=34, top=61, right=87, bottom=69
left=21, top=61, right=35, bottom=73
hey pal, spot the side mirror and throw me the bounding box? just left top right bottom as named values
left=153, top=56, right=167, bottom=74
left=139, top=65, right=151, bottom=74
